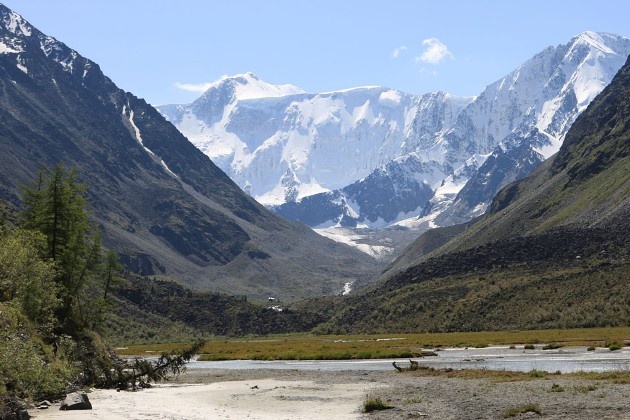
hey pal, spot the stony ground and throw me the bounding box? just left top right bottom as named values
left=177, top=368, right=630, bottom=419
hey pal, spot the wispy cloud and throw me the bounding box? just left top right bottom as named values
left=416, top=38, right=454, bottom=64
left=419, top=67, right=439, bottom=76
left=391, top=45, right=408, bottom=58
left=174, top=82, right=214, bottom=92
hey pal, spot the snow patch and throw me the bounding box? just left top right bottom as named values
left=342, top=281, right=354, bottom=295
left=314, top=227, right=393, bottom=260
left=124, top=105, right=154, bottom=157
left=0, top=41, right=21, bottom=54
left=3, top=11, right=32, bottom=36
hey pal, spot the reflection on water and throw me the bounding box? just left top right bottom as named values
left=189, top=346, right=630, bottom=373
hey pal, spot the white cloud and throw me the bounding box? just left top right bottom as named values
left=174, top=82, right=214, bottom=92
left=391, top=45, right=407, bottom=58
left=416, top=38, right=454, bottom=64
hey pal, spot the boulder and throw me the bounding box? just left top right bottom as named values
left=59, top=392, right=92, bottom=411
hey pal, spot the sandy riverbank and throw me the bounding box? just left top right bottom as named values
left=29, top=367, right=629, bottom=419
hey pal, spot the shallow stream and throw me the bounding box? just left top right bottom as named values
left=188, top=346, right=630, bottom=373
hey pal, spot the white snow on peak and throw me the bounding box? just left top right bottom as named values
left=2, top=10, right=32, bottom=37
left=572, top=31, right=615, bottom=54
left=158, top=32, right=630, bottom=238
left=208, top=72, right=305, bottom=101
left=319, top=85, right=383, bottom=95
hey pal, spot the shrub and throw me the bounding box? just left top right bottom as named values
left=363, top=396, right=392, bottom=413
left=524, top=344, right=536, bottom=350
left=0, top=304, right=77, bottom=402
left=604, top=340, right=622, bottom=351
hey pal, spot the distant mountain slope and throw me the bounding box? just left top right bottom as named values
left=316, top=54, right=630, bottom=334
left=0, top=5, right=379, bottom=300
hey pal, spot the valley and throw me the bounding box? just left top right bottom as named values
left=0, top=2, right=628, bottom=419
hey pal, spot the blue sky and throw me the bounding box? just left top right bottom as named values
left=3, top=0, right=629, bottom=105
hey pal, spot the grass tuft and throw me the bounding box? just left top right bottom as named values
left=363, top=395, right=392, bottom=413
left=503, top=403, right=542, bottom=418
left=528, top=369, right=546, bottom=378
left=542, top=342, right=563, bottom=350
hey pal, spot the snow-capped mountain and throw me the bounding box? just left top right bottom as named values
left=159, top=31, right=630, bottom=256
left=158, top=77, right=473, bottom=205
left=424, top=31, right=630, bottom=228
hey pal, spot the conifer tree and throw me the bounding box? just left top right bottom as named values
left=21, top=163, right=114, bottom=333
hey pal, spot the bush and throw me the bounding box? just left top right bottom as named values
left=363, top=395, right=392, bottom=413
left=0, top=304, right=77, bottom=404
left=604, top=340, right=623, bottom=351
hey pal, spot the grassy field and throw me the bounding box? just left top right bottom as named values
left=116, top=326, right=630, bottom=361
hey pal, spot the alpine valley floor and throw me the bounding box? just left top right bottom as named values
left=29, top=366, right=630, bottom=419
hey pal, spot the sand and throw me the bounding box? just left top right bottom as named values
left=29, top=368, right=630, bottom=419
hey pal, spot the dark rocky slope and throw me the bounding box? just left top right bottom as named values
left=0, top=5, right=378, bottom=300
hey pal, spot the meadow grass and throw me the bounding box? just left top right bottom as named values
left=116, top=326, right=630, bottom=361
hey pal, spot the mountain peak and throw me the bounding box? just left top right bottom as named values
left=0, top=6, right=32, bottom=37
left=570, top=31, right=624, bottom=54
left=204, top=72, right=305, bottom=102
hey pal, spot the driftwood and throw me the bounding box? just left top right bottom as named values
left=392, top=360, right=420, bottom=372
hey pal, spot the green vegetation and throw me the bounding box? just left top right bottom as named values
left=116, top=327, right=630, bottom=360
left=604, top=339, right=623, bottom=351
left=20, top=164, right=119, bottom=334
left=0, top=165, right=196, bottom=417
left=363, top=395, right=392, bottom=413
left=503, top=403, right=542, bottom=418
left=528, top=369, right=546, bottom=378
left=542, top=343, right=563, bottom=350
left=316, top=252, right=630, bottom=334
left=1, top=164, right=121, bottom=415
left=0, top=303, right=76, bottom=404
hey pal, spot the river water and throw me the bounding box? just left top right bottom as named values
left=188, top=346, right=630, bottom=374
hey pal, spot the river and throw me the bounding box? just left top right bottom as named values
left=188, top=345, right=630, bottom=373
